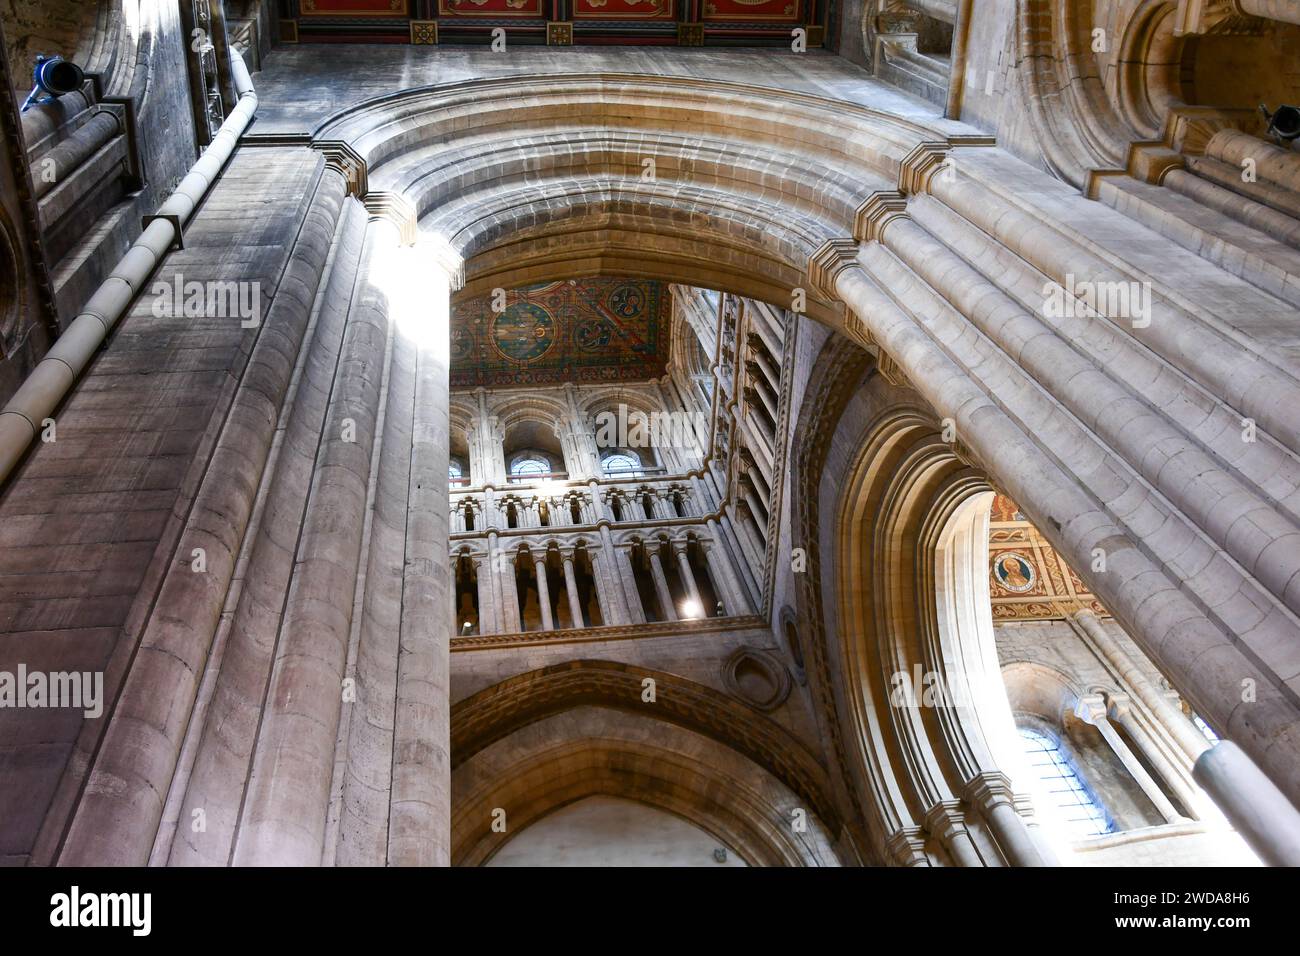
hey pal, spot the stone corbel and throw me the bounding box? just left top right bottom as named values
left=898, top=141, right=952, bottom=195
left=315, top=140, right=368, bottom=197
left=1074, top=692, right=1110, bottom=726
left=886, top=826, right=931, bottom=866
left=876, top=351, right=912, bottom=390
left=806, top=237, right=869, bottom=343
left=852, top=190, right=909, bottom=243
left=363, top=191, right=417, bottom=246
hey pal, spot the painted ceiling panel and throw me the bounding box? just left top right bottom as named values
left=450, top=278, right=671, bottom=389
left=282, top=0, right=828, bottom=45
left=989, top=495, right=1109, bottom=622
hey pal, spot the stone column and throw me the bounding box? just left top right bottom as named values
left=672, top=539, right=703, bottom=610
left=485, top=414, right=506, bottom=485
left=1106, top=696, right=1204, bottom=822
left=830, top=255, right=1300, bottom=806
left=746, top=337, right=781, bottom=391
left=232, top=215, right=397, bottom=866
left=701, top=532, right=749, bottom=615
left=615, top=543, right=647, bottom=624
left=1193, top=742, right=1300, bottom=866
left=964, top=772, right=1051, bottom=867
left=562, top=550, right=585, bottom=629
left=745, top=360, right=780, bottom=421
left=499, top=546, right=522, bottom=633
left=533, top=549, right=555, bottom=631
left=384, top=240, right=453, bottom=867
left=588, top=479, right=607, bottom=521
left=924, top=802, right=984, bottom=867
left=1078, top=695, right=1186, bottom=825
left=474, top=555, right=496, bottom=635
left=648, top=542, right=677, bottom=622
left=1236, top=0, right=1300, bottom=25
left=1072, top=610, right=1210, bottom=763
left=595, top=526, right=631, bottom=625
left=151, top=177, right=358, bottom=868
left=740, top=479, right=767, bottom=534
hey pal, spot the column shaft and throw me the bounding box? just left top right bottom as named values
left=534, top=557, right=555, bottom=630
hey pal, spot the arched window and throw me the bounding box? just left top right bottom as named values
left=511, top=456, right=549, bottom=479
left=602, top=451, right=642, bottom=478
left=1018, top=727, right=1114, bottom=839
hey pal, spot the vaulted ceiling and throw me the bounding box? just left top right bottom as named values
left=284, top=0, right=831, bottom=47
left=450, top=278, right=672, bottom=389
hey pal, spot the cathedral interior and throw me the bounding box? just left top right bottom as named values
left=1, top=0, right=1299, bottom=869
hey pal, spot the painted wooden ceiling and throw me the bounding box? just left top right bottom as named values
left=282, top=0, right=832, bottom=47
left=450, top=278, right=671, bottom=389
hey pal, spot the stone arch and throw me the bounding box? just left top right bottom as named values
left=453, top=711, right=842, bottom=866
left=316, top=74, right=943, bottom=329
left=788, top=335, right=1058, bottom=865
left=1012, top=0, right=1133, bottom=185
left=450, top=659, right=840, bottom=833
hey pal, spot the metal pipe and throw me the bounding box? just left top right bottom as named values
left=0, top=49, right=258, bottom=487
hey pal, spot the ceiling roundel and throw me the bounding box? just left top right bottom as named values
left=491, top=301, right=557, bottom=362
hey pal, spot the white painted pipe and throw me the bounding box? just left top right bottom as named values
left=0, top=50, right=258, bottom=487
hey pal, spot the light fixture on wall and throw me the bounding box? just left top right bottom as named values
left=21, top=55, right=85, bottom=112
left=680, top=599, right=702, bottom=619
left=1260, top=103, right=1300, bottom=144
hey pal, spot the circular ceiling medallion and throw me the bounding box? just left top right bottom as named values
left=491, top=302, right=555, bottom=363
left=992, top=551, right=1036, bottom=593
left=606, top=281, right=645, bottom=318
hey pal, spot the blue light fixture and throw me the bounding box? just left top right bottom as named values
left=20, top=55, right=85, bottom=112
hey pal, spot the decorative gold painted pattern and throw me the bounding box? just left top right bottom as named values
left=989, top=494, right=1108, bottom=621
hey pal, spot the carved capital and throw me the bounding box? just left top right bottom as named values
left=853, top=189, right=909, bottom=243
left=886, top=826, right=930, bottom=866
left=898, top=141, right=952, bottom=195
left=806, top=237, right=859, bottom=301
left=315, top=140, right=368, bottom=197
left=363, top=191, right=417, bottom=246
left=876, top=350, right=911, bottom=389
left=963, top=770, right=1018, bottom=812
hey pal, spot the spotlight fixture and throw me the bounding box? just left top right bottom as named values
left=1260, top=103, right=1300, bottom=144
left=461, top=621, right=473, bottom=635
left=680, top=599, right=702, bottom=619
left=21, top=55, right=84, bottom=112
left=715, top=601, right=726, bottom=617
